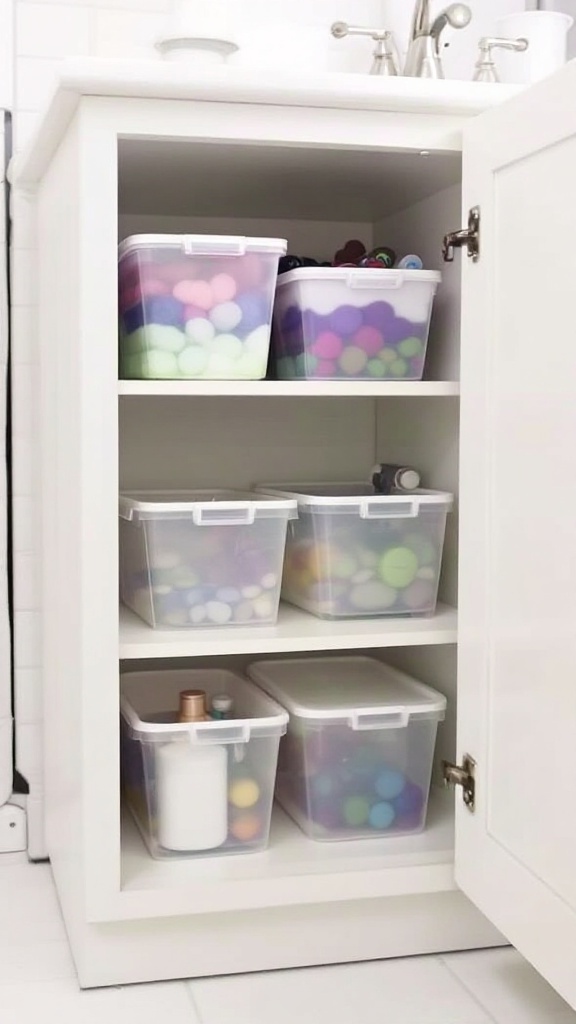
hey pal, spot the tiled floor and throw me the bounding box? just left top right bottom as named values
left=1, top=858, right=575, bottom=1024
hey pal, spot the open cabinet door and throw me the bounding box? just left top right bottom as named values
left=457, top=61, right=576, bottom=1009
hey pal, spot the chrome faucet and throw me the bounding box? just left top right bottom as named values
left=404, top=0, right=472, bottom=78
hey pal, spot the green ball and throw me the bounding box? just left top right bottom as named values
left=171, top=567, right=200, bottom=589
left=343, top=796, right=371, bottom=828
left=398, top=336, right=424, bottom=358
left=146, top=324, right=186, bottom=354
left=178, top=345, right=209, bottom=378
left=367, top=358, right=385, bottom=378
left=390, top=357, right=409, bottom=378
left=331, top=555, right=358, bottom=580
left=379, top=348, right=397, bottom=366
left=124, top=328, right=146, bottom=355
left=403, top=533, right=437, bottom=567
left=140, top=350, right=179, bottom=379
left=122, top=353, right=144, bottom=378
left=379, top=547, right=419, bottom=589
left=278, top=356, right=296, bottom=379
left=295, top=352, right=318, bottom=377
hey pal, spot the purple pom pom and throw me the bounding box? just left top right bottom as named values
left=329, top=305, right=363, bottom=336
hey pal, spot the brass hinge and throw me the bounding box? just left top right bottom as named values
left=442, top=754, right=476, bottom=813
left=443, top=206, right=480, bottom=263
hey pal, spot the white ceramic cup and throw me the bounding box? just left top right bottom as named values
left=495, top=11, right=574, bottom=84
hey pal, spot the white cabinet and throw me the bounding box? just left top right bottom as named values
left=12, top=61, right=576, bottom=999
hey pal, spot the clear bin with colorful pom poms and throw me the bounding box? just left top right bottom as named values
left=271, top=267, right=441, bottom=380
left=119, top=234, right=287, bottom=380
left=256, top=483, right=452, bottom=620
left=248, top=656, right=446, bottom=842
left=119, top=490, right=297, bottom=629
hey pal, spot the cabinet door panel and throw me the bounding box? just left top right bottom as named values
left=458, top=61, right=576, bottom=1010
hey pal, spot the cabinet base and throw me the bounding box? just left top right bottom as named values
left=62, top=889, right=505, bottom=988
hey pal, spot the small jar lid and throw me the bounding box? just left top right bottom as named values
left=212, top=694, right=233, bottom=712
left=179, top=689, right=207, bottom=722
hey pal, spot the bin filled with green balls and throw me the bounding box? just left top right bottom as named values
left=248, top=657, right=447, bottom=842
left=256, top=483, right=453, bottom=620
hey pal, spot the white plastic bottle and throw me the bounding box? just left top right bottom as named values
left=157, top=690, right=228, bottom=852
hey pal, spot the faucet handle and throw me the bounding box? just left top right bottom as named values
left=331, top=22, right=400, bottom=76
left=473, top=36, right=528, bottom=83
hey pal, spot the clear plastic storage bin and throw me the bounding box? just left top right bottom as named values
left=272, top=267, right=441, bottom=380
left=257, top=483, right=452, bottom=620
left=248, top=656, right=446, bottom=842
left=119, top=234, right=287, bottom=380
left=121, top=669, right=288, bottom=859
left=119, top=490, right=297, bottom=629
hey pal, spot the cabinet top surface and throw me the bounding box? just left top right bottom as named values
left=12, top=57, right=520, bottom=187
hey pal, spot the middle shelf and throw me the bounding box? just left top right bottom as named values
left=119, top=603, right=458, bottom=659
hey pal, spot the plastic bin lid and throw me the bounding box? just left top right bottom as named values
left=276, top=267, right=441, bottom=288
left=119, top=489, right=298, bottom=523
left=118, top=234, right=288, bottom=261
left=121, top=669, right=288, bottom=744
left=256, top=482, right=453, bottom=515
left=248, top=657, right=447, bottom=726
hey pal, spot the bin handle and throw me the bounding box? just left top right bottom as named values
left=359, top=500, right=418, bottom=520
left=347, top=269, right=404, bottom=290
left=188, top=724, right=251, bottom=744
left=192, top=505, right=256, bottom=526
left=182, top=235, right=247, bottom=257
left=349, top=708, right=409, bottom=731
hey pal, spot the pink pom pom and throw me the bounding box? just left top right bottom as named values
left=210, top=272, right=237, bottom=304
left=236, top=254, right=265, bottom=289
left=353, top=325, right=383, bottom=356
left=173, top=279, right=214, bottom=309
left=311, top=331, right=344, bottom=360
left=135, top=279, right=170, bottom=300
left=155, top=261, right=190, bottom=285
left=119, top=286, right=138, bottom=313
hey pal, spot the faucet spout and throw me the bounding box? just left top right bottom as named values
left=404, top=1, right=472, bottom=78
left=410, top=0, right=432, bottom=40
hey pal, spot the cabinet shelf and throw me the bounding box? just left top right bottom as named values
left=118, top=380, right=460, bottom=398
left=119, top=603, right=457, bottom=660
left=118, top=788, right=455, bottom=920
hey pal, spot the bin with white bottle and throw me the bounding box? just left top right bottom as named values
left=120, top=669, right=288, bottom=859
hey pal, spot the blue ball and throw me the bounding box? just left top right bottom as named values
left=280, top=305, right=301, bottom=333
left=123, top=304, right=145, bottom=334
left=236, top=292, right=270, bottom=335
left=375, top=768, right=406, bottom=801
left=393, top=782, right=424, bottom=816
left=145, top=296, right=185, bottom=328
left=369, top=801, right=396, bottom=830
left=311, top=772, right=339, bottom=799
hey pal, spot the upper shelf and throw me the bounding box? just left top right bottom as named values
left=118, top=380, right=460, bottom=398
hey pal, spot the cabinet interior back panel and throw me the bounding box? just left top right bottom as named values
left=375, top=184, right=462, bottom=382
left=119, top=397, right=376, bottom=491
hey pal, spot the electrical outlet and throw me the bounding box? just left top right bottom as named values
left=0, top=803, right=27, bottom=853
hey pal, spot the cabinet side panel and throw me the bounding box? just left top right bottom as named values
left=37, top=103, right=120, bottom=928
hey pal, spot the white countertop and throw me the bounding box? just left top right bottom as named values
left=11, top=57, right=521, bottom=186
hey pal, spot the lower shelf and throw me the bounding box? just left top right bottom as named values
left=119, top=602, right=458, bottom=659
left=117, top=787, right=456, bottom=921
